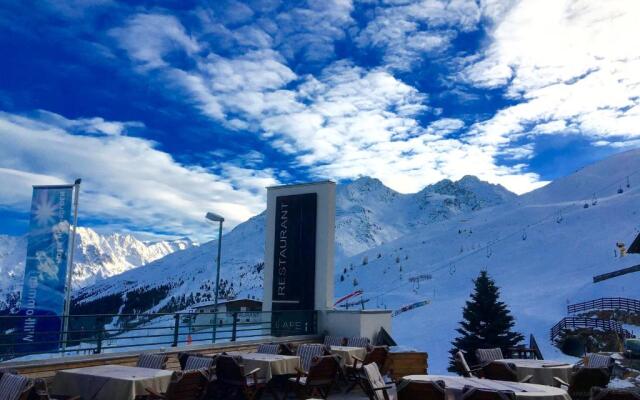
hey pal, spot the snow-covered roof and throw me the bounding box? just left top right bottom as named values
left=188, top=298, right=262, bottom=310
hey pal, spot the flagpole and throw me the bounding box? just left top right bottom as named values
left=61, top=178, right=81, bottom=353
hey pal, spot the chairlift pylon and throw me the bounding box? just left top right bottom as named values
left=522, top=229, right=527, bottom=241
left=449, top=264, right=456, bottom=276
left=486, top=245, right=492, bottom=258
left=626, top=176, right=631, bottom=188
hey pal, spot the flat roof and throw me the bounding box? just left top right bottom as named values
left=267, top=180, right=335, bottom=190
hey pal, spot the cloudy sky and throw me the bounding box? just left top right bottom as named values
left=1, top=0, right=639, bottom=240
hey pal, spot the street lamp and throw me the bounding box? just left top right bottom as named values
left=206, top=212, right=224, bottom=343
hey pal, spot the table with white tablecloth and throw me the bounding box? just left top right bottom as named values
left=52, top=365, right=174, bottom=400
left=227, top=352, right=301, bottom=381
left=402, top=375, right=571, bottom=400
left=330, top=345, right=367, bottom=366
left=495, top=359, right=573, bottom=387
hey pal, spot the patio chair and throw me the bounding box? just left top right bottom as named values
left=591, top=387, right=640, bottom=400
left=256, top=343, right=281, bottom=355
left=286, top=355, right=340, bottom=399
left=454, top=350, right=483, bottom=378
left=347, top=336, right=371, bottom=348
left=184, top=355, right=216, bottom=371
left=362, top=363, right=396, bottom=400
left=137, top=353, right=169, bottom=369
left=554, top=367, right=611, bottom=400
left=142, top=369, right=209, bottom=400
left=296, top=343, right=330, bottom=373
left=397, top=379, right=445, bottom=400
left=0, top=371, right=34, bottom=400
left=345, top=346, right=390, bottom=393
left=584, top=353, right=614, bottom=370
left=481, top=361, right=532, bottom=383
left=215, top=354, right=265, bottom=400
left=475, top=348, right=504, bottom=365
left=178, top=352, right=203, bottom=370
left=323, top=335, right=346, bottom=347
left=462, top=387, right=515, bottom=400
left=33, top=379, right=81, bottom=400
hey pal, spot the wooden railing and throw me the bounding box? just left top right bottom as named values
left=567, top=297, right=640, bottom=314
left=550, top=316, right=635, bottom=342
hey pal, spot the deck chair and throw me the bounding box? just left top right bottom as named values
left=591, top=387, right=640, bottom=400
left=584, top=353, right=614, bottom=371
left=143, top=369, right=209, bottom=400
left=461, top=386, right=516, bottom=400
left=347, top=336, right=371, bottom=348
left=346, top=346, right=390, bottom=393
left=137, top=353, right=169, bottom=369
left=362, top=363, right=396, bottom=400
left=0, top=371, right=34, bottom=400
left=455, top=350, right=483, bottom=378
left=482, top=361, right=532, bottom=383
left=286, top=355, right=340, bottom=399
left=33, top=379, right=81, bottom=400
left=475, top=348, right=504, bottom=365
left=296, top=344, right=330, bottom=373
left=554, top=367, right=611, bottom=400
left=397, top=379, right=445, bottom=400
left=184, top=355, right=216, bottom=371
left=216, top=354, right=265, bottom=400
left=323, top=335, right=346, bottom=346
left=256, top=343, right=281, bottom=355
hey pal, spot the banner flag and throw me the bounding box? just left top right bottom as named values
left=18, top=185, right=74, bottom=353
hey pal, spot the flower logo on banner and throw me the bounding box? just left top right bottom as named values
left=33, top=192, right=59, bottom=227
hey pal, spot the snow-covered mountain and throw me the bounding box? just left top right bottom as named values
left=71, top=175, right=515, bottom=315
left=0, top=228, right=194, bottom=310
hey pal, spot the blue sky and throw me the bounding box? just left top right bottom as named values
left=0, top=0, right=638, bottom=240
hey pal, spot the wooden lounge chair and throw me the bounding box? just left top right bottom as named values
left=0, top=371, right=34, bottom=400
left=591, top=387, right=640, bottom=400
left=461, top=386, right=516, bottom=400
left=296, top=343, right=330, bottom=373
left=397, top=379, right=445, bottom=400
left=482, top=361, right=532, bottom=383
left=141, top=369, right=209, bottom=400
left=137, top=353, right=169, bottom=369
left=323, top=335, right=347, bottom=346
left=216, top=354, right=265, bottom=400
left=475, top=348, right=504, bottom=365
left=347, top=336, right=371, bottom=348
left=286, top=355, right=340, bottom=399
left=33, top=379, right=80, bottom=400
left=345, top=345, right=389, bottom=392
left=454, top=350, right=483, bottom=378
left=362, top=363, right=396, bottom=400
left=554, top=367, right=611, bottom=400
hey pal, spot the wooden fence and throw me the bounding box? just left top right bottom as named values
left=567, top=297, right=640, bottom=314
left=550, top=317, right=635, bottom=342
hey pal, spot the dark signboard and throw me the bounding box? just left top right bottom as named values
left=271, top=193, right=317, bottom=312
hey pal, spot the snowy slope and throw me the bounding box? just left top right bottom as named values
left=335, top=148, right=640, bottom=372
left=72, top=176, right=515, bottom=314
left=0, top=228, right=193, bottom=310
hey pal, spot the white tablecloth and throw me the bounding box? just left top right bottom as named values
left=330, top=346, right=368, bottom=366
left=228, top=352, right=300, bottom=381
left=52, top=365, right=174, bottom=400
left=403, top=375, right=571, bottom=400
left=496, top=359, right=573, bottom=387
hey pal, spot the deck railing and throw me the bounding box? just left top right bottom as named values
left=550, top=316, right=635, bottom=342
left=0, top=310, right=316, bottom=362
left=567, top=297, right=640, bottom=314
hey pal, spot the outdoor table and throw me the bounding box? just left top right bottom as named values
left=51, top=364, right=174, bottom=400
left=228, top=352, right=301, bottom=381
left=496, top=359, right=573, bottom=387
left=402, top=375, right=571, bottom=400
left=330, top=345, right=367, bottom=366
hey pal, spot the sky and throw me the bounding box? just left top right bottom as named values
left=0, top=0, right=639, bottom=241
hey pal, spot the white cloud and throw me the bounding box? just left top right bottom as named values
left=0, top=111, right=278, bottom=240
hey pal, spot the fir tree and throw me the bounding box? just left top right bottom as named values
left=448, top=270, right=524, bottom=371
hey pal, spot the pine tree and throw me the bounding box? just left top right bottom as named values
left=448, top=271, right=524, bottom=371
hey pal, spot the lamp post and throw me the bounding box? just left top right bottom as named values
left=205, top=212, right=224, bottom=343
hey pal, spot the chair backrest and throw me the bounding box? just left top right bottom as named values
left=568, top=368, right=611, bottom=400
left=178, top=352, right=203, bottom=370
left=591, top=387, right=640, bottom=400
left=455, top=351, right=473, bottom=377
left=297, top=344, right=328, bottom=372
left=257, top=343, right=280, bottom=354
left=184, top=355, right=216, bottom=371
left=398, top=380, right=445, bottom=400
left=585, top=353, right=613, bottom=368
left=347, top=336, right=371, bottom=348
left=165, top=370, right=209, bottom=400
left=475, top=348, right=504, bottom=364
left=363, top=363, right=390, bottom=400
left=216, top=355, right=247, bottom=387
left=137, top=353, right=168, bottom=369
left=461, top=386, right=516, bottom=400
left=324, top=336, right=346, bottom=346
left=482, top=362, right=518, bottom=382
left=306, top=355, right=339, bottom=387
left=0, top=372, right=33, bottom=400
left=363, top=346, right=390, bottom=371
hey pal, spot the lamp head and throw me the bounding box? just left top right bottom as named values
left=205, top=212, right=224, bottom=222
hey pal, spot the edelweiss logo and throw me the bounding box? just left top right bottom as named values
left=33, top=192, right=59, bottom=227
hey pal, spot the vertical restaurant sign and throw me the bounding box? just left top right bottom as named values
left=271, top=193, right=317, bottom=311
left=19, top=185, right=74, bottom=350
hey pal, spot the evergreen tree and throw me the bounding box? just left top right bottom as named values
left=448, top=270, right=523, bottom=371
